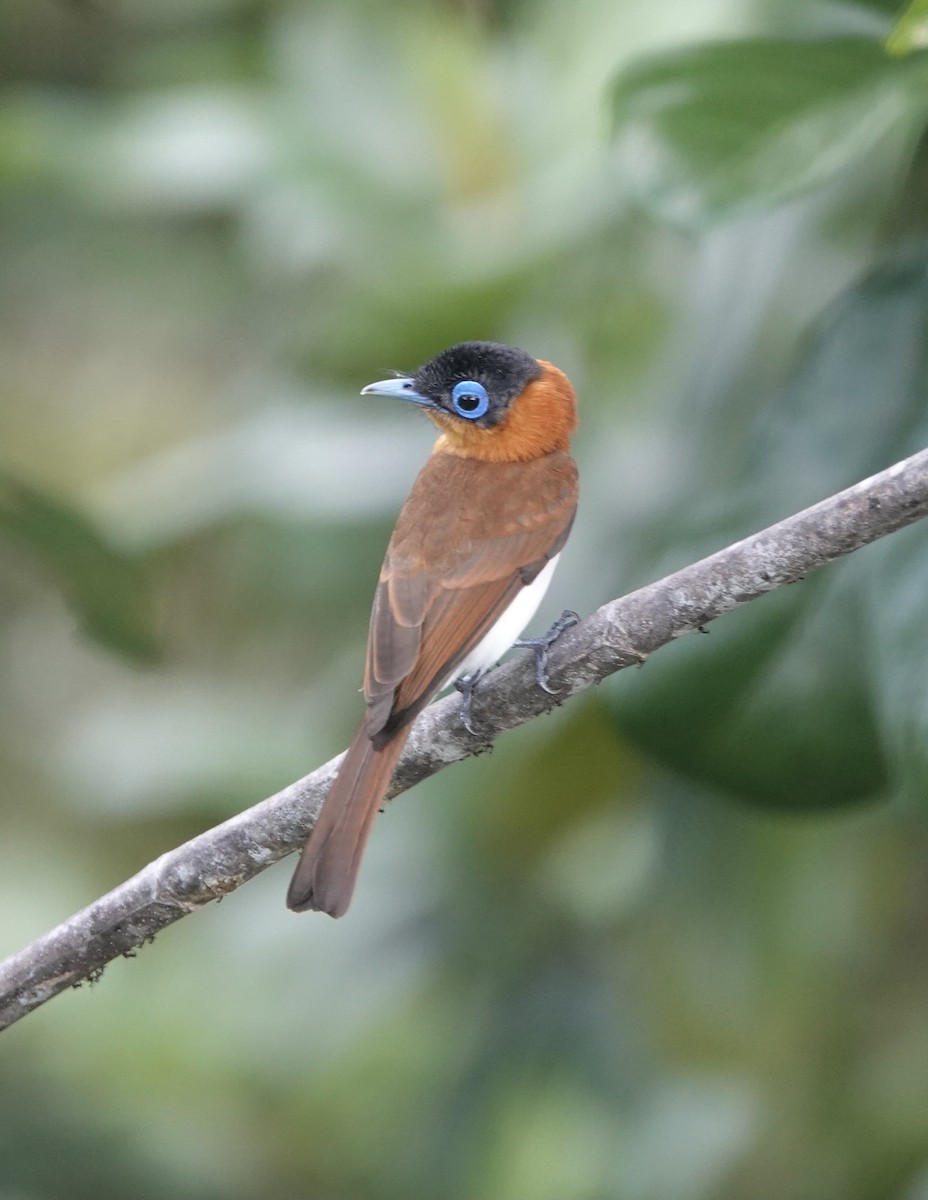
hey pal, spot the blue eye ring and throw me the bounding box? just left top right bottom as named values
left=450, top=380, right=490, bottom=420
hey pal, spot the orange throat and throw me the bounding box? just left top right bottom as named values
left=430, top=361, right=578, bottom=463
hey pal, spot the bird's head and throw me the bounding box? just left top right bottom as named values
left=361, top=341, right=577, bottom=463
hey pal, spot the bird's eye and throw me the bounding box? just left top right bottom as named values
left=450, top=380, right=490, bottom=420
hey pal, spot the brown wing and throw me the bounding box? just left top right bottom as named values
left=362, top=450, right=578, bottom=743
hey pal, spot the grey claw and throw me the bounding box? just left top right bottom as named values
left=514, top=608, right=581, bottom=696
left=454, top=672, right=482, bottom=735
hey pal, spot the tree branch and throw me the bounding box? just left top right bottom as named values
left=3, top=447, right=928, bottom=1031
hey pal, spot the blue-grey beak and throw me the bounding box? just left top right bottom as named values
left=361, top=376, right=441, bottom=411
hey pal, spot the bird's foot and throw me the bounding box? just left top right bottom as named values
left=454, top=671, right=484, bottom=735
left=514, top=609, right=580, bottom=695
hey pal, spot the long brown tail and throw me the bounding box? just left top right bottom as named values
left=286, top=721, right=409, bottom=917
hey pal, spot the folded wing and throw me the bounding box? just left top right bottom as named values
left=364, top=450, right=578, bottom=741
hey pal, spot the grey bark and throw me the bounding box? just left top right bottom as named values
left=2, top=446, right=928, bottom=1031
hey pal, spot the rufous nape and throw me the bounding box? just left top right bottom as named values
left=287, top=341, right=579, bottom=917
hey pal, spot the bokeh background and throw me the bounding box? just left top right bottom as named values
left=4, top=0, right=928, bottom=1197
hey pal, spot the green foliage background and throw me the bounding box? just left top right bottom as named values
left=3, top=1, right=928, bottom=1197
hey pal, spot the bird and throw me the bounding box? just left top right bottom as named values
left=287, top=341, right=579, bottom=917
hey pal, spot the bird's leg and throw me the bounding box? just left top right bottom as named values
left=453, top=671, right=484, bottom=736
left=514, top=609, right=580, bottom=695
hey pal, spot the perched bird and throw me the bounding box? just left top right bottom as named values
left=287, top=341, right=579, bottom=917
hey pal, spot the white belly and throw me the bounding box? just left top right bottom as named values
left=458, top=554, right=560, bottom=678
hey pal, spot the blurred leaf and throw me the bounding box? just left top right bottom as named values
left=612, top=242, right=928, bottom=810
left=480, top=699, right=633, bottom=864
left=747, top=241, right=928, bottom=504
left=611, top=37, right=928, bottom=226
left=615, top=579, right=886, bottom=810
left=868, top=520, right=928, bottom=806
left=886, top=0, right=928, bottom=56
left=0, top=473, right=159, bottom=663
